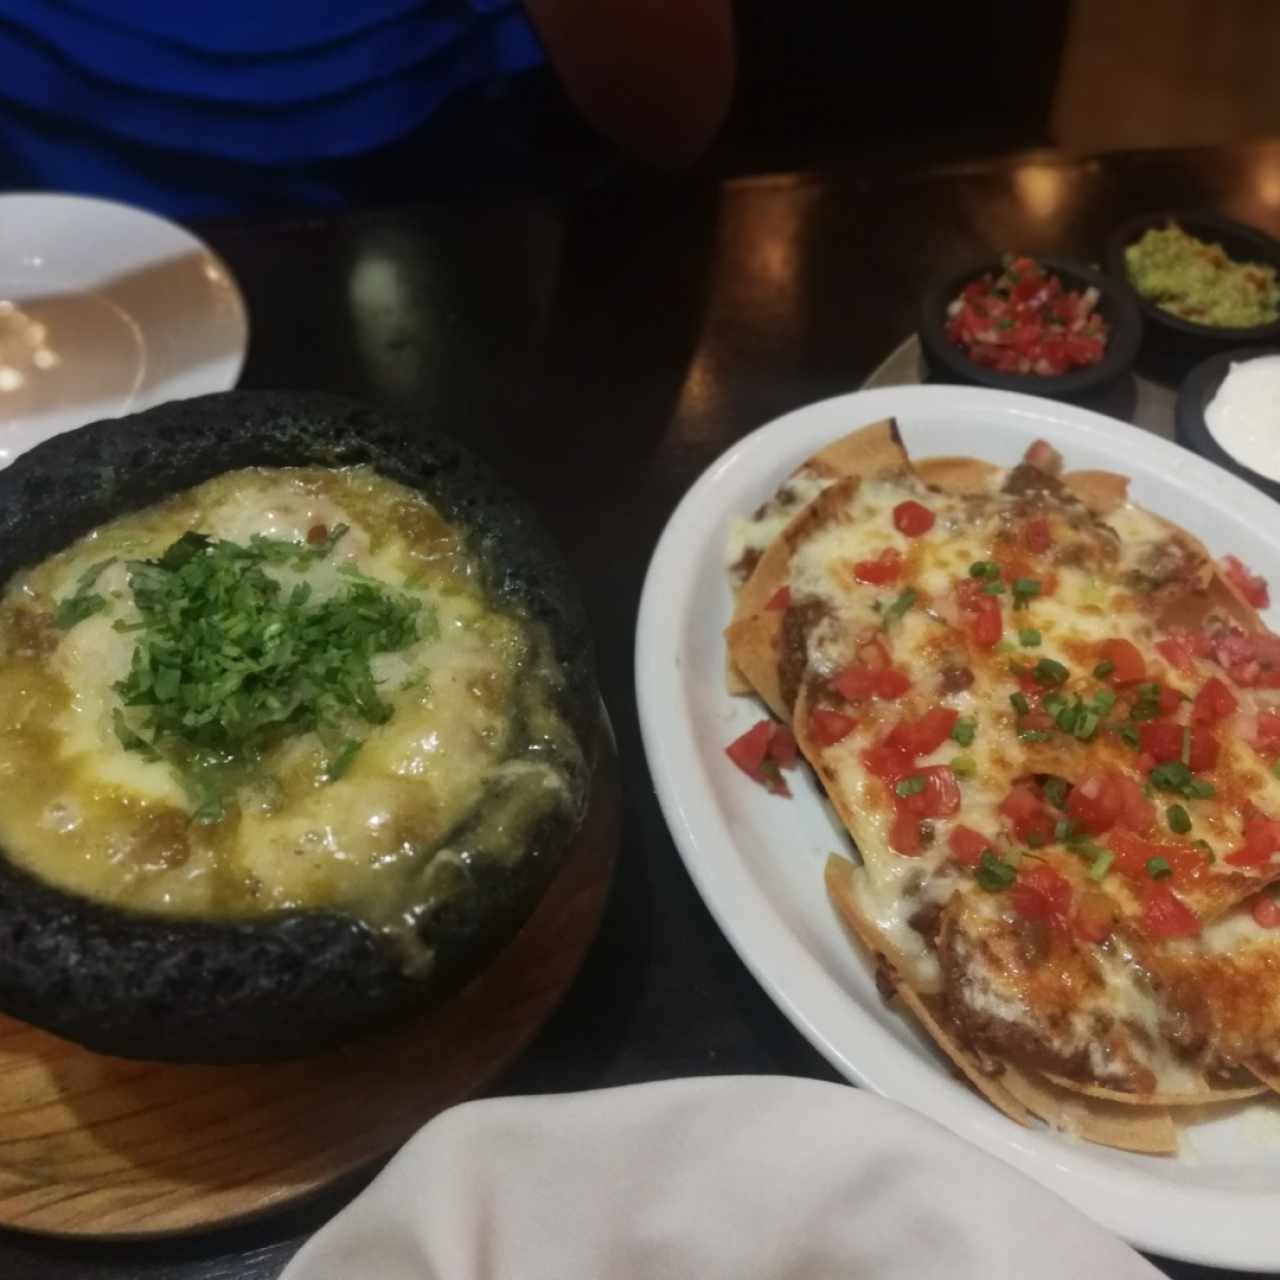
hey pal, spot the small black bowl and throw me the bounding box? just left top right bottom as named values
left=918, top=256, right=1142, bottom=400
left=1105, top=210, right=1280, bottom=354
left=1175, top=345, right=1280, bottom=504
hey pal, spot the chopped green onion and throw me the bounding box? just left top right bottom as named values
left=1073, top=710, right=1100, bottom=742
left=1166, top=804, right=1191, bottom=835
left=950, top=718, right=976, bottom=747
left=983, top=582, right=1007, bottom=596
left=1117, top=723, right=1140, bottom=748
left=1088, top=850, right=1114, bottom=881
left=1033, top=658, right=1069, bottom=687
left=1042, top=692, right=1068, bottom=715
left=1194, top=838, right=1216, bottom=864
left=1042, top=776, right=1070, bottom=809
left=1185, top=777, right=1216, bottom=799
left=882, top=588, right=918, bottom=629
left=950, top=754, right=976, bottom=777
left=1146, top=856, right=1173, bottom=880
left=1019, top=729, right=1053, bottom=743
left=1093, top=659, right=1115, bottom=679
left=1011, top=577, right=1042, bottom=609
left=895, top=774, right=925, bottom=797
left=1149, top=760, right=1192, bottom=792
left=1054, top=818, right=1079, bottom=842
left=969, top=560, right=1000, bottom=579
left=1019, top=628, right=1042, bottom=647
left=326, top=739, right=362, bottom=782
left=1089, top=688, right=1117, bottom=715
left=1010, top=692, right=1031, bottom=716
left=976, top=850, right=1017, bottom=891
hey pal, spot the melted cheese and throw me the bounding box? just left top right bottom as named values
left=0, top=467, right=582, bottom=964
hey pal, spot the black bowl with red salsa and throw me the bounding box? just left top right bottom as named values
left=919, top=255, right=1142, bottom=399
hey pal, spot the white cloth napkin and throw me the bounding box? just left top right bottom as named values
left=282, top=1075, right=1161, bottom=1280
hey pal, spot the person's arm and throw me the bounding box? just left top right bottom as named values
left=521, top=0, right=735, bottom=167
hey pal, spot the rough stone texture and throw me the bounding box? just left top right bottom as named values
left=0, top=391, right=597, bottom=1063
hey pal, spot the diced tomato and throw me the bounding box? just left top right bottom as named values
left=1192, top=676, right=1237, bottom=725
left=832, top=663, right=911, bottom=703
left=1074, top=889, right=1117, bottom=944
left=725, top=721, right=773, bottom=777
left=832, top=666, right=876, bottom=702
left=954, top=579, right=1003, bottom=649
left=886, top=707, right=959, bottom=757
left=893, top=500, right=935, bottom=537
left=726, top=720, right=794, bottom=794
left=912, top=765, right=961, bottom=819
left=1099, top=638, right=1146, bottom=685
left=1107, top=830, right=1204, bottom=885
left=862, top=740, right=914, bottom=782
left=853, top=548, right=903, bottom=585
left=808, top=708, right=857, bottom=747
left=948, top=824, right=993, bottom=867
left=1067, top=770, right=1153, bottom=837
left=875, top=669, right=912, bottom=700
left=1253, top=895, right=1280, bottom=928
left=1187, top=727, right=1219, bottom=773
left=1223, top=554, right=1270, bottom=609
left=1138, top=722, right=1184, bottom=764
left=1023, top=518, right=1052, bottom=553
left=1011, top=864, right=1072, bottom=927
left=1156, top=635, right=1198, bottom=675
left=1251, top=709, right=1280, bottom=759
left=1000, top=782, right=1056, bottom=846
left=1141, top=883, right=1200, bottom=938
left=1157, top=685, right=1183, bottom=717
left=765, top=585, right=791, bottom=611
left=889, top=806, right=923, bottom=856
left=768, top=725, right=798, bottom=766
left=1226, top=816, right=1280, bottom=868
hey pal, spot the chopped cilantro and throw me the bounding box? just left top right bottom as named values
left=53, top=557, right=117, bottom=629
left=976, top=850, right=1017, bottom=891
left=112, top=531, right=427, bottom=820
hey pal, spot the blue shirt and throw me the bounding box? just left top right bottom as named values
left=0, top=1, right=545, bottom=216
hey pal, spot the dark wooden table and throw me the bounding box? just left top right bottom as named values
left=7, top=140, right=1280, bottom=1280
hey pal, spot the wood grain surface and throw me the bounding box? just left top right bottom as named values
left=0, top=713, right=618, bottom=1239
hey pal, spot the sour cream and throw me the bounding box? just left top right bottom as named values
left=1205, top=354, right=1280, bottom=482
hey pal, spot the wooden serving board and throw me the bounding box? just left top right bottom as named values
left=0, top=713, right=619, bottom=1238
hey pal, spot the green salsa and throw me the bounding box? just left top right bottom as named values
left=1124, top=223, right=1280, bottom=327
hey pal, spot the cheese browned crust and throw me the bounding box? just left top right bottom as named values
left=728, top=421, right=1280, bottom=1152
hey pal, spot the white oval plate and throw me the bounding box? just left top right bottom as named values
left=636, top=385, right=1280, bottom=1272
left=0, top=193, right=247, bottom=466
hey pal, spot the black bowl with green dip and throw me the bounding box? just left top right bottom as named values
left=1105, top=210, right=1280, bottom=357
left=0, top=391, right=598, bottom=1063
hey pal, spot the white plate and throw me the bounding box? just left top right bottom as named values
left=0, top=193, right=247, bottom=465
left=636, top=385, right=1280, bottom=1272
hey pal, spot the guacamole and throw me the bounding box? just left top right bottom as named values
left=1124, top=223, right=1280, bottom=327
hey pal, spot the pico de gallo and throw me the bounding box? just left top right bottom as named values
left=944, top=255, right=1109, bottom=377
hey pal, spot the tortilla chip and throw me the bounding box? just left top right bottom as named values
left=824, top=856, right=1031, bottom=1126
left=1244, top=1061, right=1280, bottom=1096
left=1042, top=1071, right=1266, bottom=1107
left=999, top=1069, right=1179, bottom=1155
left=805, top=417, right=911, bottom=484
left=915, top=456, right=1004, bottom=494
left=1061, top=468, right=1130, bottom=516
